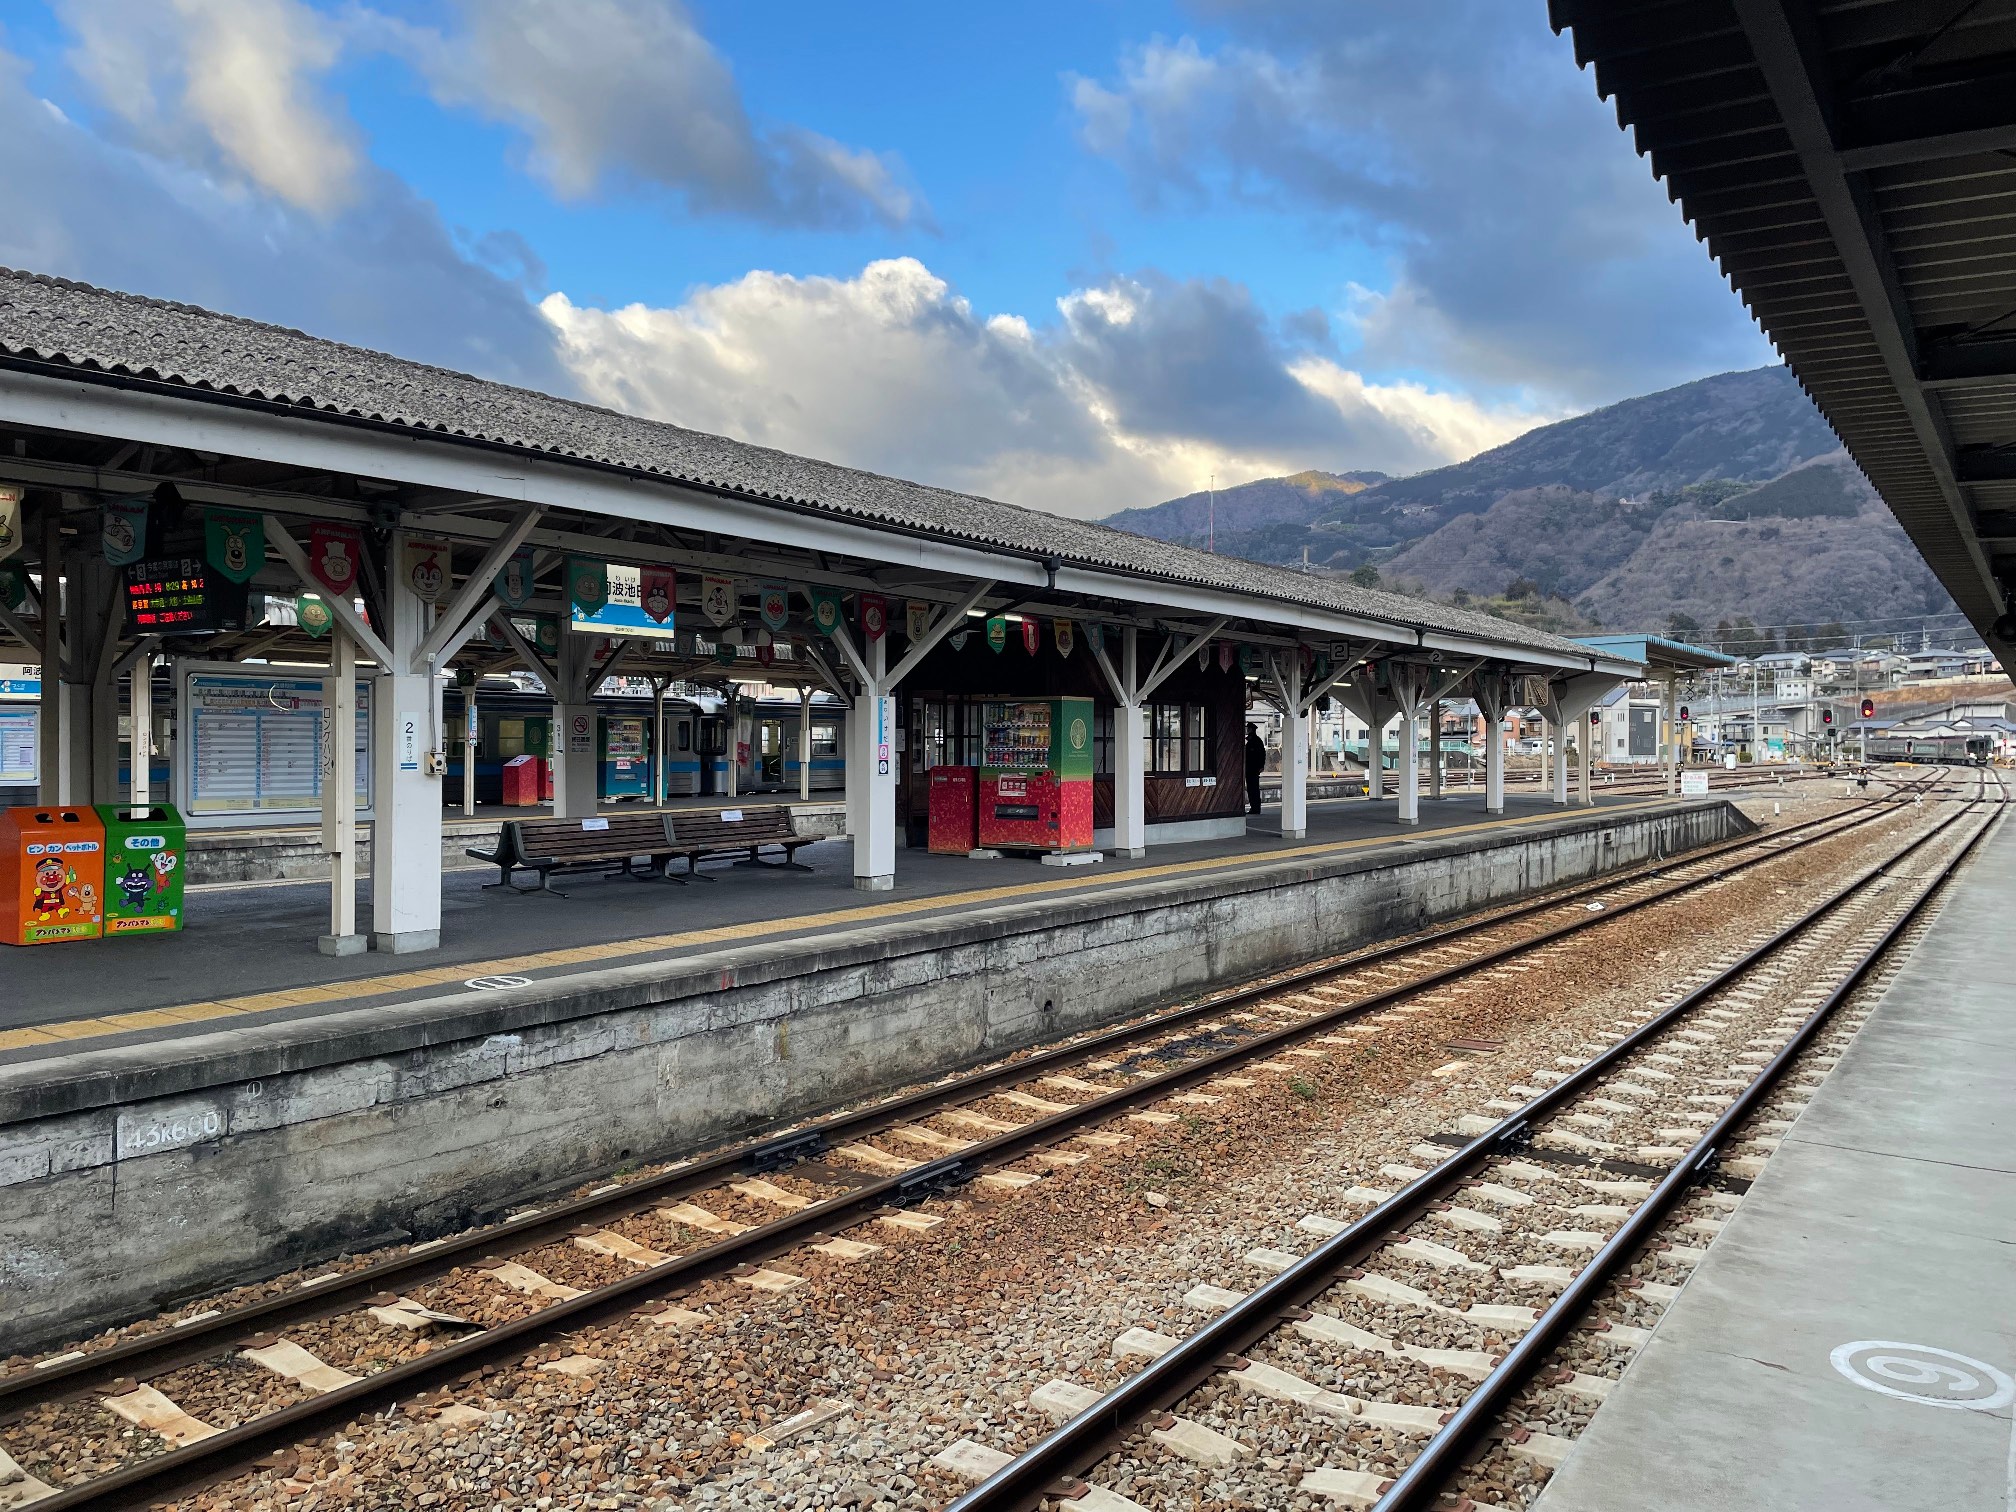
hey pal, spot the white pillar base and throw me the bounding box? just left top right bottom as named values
left=370, top=928, right=442, bottom=954
left=318, top=933, right=369, bottom=957
left=853, top=873, right=895, bottom=892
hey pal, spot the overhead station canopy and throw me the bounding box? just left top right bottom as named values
left=1576, top=634, right=1739, bottom=674
left=0, top=267, right=1638, bottom=680
left=1549, top=0, right=2016, bottom=672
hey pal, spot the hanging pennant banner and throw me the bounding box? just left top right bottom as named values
left=1087, top=621, right=1105, bottom=655
left=0, top=563, right=27, bottom=611
left=296, top=593, right=333, bottom=639
left=809, top=586, right=843, bottom=637
left=566, top=556, right=609, bottom=616
left=906, top=599, right=931, bottom=643
left=307, top=522, right=363, bottom=598
left=204, top=512, right=264, bottom=583
left=701, top=574, right=736, bottom=627
left=758, top=582, right=791, bottom=633
left=0, top=485, right=19, bottom=561
left=1054, top=618, right=1075, bottom=658
left=756, top=643, right=776, bottom=668
left=1196, top=641, right=1209, bottom=671
left=1021, top=617, right=1040, bottom=655
left=1238, top=645, right=1256, bottom=676
left=639, top=565, right=675, bottom=624
left=1218, top=642, right=1235, bottom=673
left=494, top=546, right=535, bottom=608
left=950, top=630, right=970, bottom=652
left=1314, top=652, right=1331, bottom=681
left=859, top=593, right=889, bottom=642
left=401, top=537, right=450, bottom=602
left=986, top=616, right=1007, bottom=653
left=102, top=495, right=149, bottom=566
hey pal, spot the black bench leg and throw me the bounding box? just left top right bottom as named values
left=686, top=856, right=716, bottom=881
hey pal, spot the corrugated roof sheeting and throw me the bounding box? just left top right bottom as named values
left=0, top=266, right=1611, bottom=666
left=1552, top=0, right=2016, bottom=666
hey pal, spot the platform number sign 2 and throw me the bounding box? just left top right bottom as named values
left=398, top=712, right=422, bottom=772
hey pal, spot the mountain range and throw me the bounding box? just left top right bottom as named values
left=1103, top=367, right=1960, bottom=644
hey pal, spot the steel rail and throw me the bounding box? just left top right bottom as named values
left=0, top=788, right=1908, bottom=1424
left=1370, top=800, right=2004, bottom=1511
left=13, top=800, right=1938, bottom=1510
left=943, top=798, right=1987, bottom=1512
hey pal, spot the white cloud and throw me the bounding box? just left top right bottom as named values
left=58, top=0, right=362, bottom=215
left=0, top=41, right=569, bottom=390
left=1072, top=12, right=1772, bottom=407
left=358, top=0, right=920, bottom=228
left=542, top=258, right=1552, bottom=517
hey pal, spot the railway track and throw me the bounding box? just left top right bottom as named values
left=939, top=767, right=2003, bottom=1512
left=0, top=770, right=1956, bottom=1510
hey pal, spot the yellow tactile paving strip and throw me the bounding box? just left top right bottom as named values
left=0, top=799, right=1678, bottom=1055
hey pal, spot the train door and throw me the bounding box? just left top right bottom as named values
left=696, top=716, right=727, bottom=794
left=758, top=720, right=784, bottom=787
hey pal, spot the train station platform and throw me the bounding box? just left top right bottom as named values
left=0, top=788, right=1724, bottom=1067
left=1538, top=811, right=2016, bottom=1512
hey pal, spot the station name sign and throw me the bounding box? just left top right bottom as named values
left=126, top=556, right=250, bottom=634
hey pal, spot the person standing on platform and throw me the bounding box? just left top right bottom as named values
left=1246, top=724, right=1267, bottom=815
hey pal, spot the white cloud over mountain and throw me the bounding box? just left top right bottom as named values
left=542, top=259, right=1550, bottom=517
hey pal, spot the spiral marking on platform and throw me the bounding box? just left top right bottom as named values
left=1829, top=1340, right=2014, bottom=1411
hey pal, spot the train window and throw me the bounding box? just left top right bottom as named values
left=811, top=722, right=840, bottom=757
left=675, top=723, right=691, bottom=751
left=497, top=718, right=527, bottom=758
left=1094, top=704, right=1112, bottom=774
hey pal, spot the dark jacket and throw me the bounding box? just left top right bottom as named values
left=1245, top=730, right=1267, bottom=775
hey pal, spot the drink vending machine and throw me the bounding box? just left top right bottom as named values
left=978, top=696, right=1094, bottom=851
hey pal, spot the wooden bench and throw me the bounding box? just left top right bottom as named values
left=468, top=813, right=680, bottom=895
left=666, top=805, right=815, bottom=878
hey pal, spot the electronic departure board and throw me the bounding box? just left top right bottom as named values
left=126, top=557, right=249, bottom=634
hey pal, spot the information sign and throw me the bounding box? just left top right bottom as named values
left=569, top=563, right=681, bottom=641
left=180, top=667, right=370, bottom=823
left=126, top=557, right=250, bottom=634
left=1680, top=770, right=1710, bottom=796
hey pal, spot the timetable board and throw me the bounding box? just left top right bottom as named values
left=179, top=667, right=372, bottom=824
left=0, top=706, right=35, bottom=785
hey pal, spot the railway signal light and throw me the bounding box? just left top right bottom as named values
left=1861, top=697, right=1875, bottom=720
left=1678, top=705, right=1690, bottom=722
left=1821, top=708, right=1834, bottom=726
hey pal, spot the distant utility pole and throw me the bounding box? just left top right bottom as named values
left=1208, top=473, right=1216, bottom=553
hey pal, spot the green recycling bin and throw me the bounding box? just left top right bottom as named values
left=95, top=804, right=187, bottom=936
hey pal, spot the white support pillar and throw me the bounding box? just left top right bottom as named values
left=552, top=626, right=598, bottom=819
left=370, top=535, right=446, bottom=954
left=319, top=630, right=363, bottom=955
left=1474, top=673, right=1510, bottom=816
left=798, top=684, right=813, bottom=803
left=727, top=702, right=741, bottom=798
left=847, top=634, right=897, bottom=889
left=463, top=691, right=478, bottom=819
left=1113, top=701, right=1147, bottom=856
left=1486, top=712, right=1506, bottom=813
left=1397, top=706, right=1420, bottom=824
left=654, top=685, right=668, bottom=807
left=1664, top=671, right=1678, bottom=796
left=1428, top=699, right=1444, bottom=800
left=1551, top=718, right=1570, bottom=805
left=1580, top=715, right=1595, bottom=806
left=1281, top=704, right=1311, bottom=840
left=128, top=656, right=152, bottom=806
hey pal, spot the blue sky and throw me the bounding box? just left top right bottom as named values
left=0, top=1, right=1772, bottom=516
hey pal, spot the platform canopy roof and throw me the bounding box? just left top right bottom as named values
left=1550, top=0, right=2016, bottom=674
left=1575, top=633, right=1739, bottom=673
left=0, top=267, right=1640, bottom=683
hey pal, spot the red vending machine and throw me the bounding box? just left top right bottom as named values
left=978, top=697, right=1095, bottom=852
left=927, top=766, right=977, bottom=854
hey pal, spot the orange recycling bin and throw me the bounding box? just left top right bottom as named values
left=1, top=806, right=108, bottom=945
